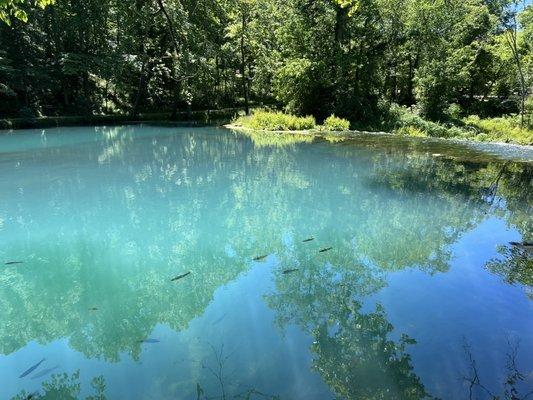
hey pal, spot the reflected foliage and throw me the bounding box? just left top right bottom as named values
left=235, top=129, right=314, bottom=148
left=312, top=304, right=427, bottom=400
left=486, top=245, right=533, bottom=299
left=11, top=371, right=106, bottom=400
left=0, top=128, right=531, bottom=399
left=265, top=257, right=428, bottom=399
left=463, top=339, right=532, bottom=400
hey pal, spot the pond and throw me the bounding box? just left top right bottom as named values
left=0, top=125, right=532, bottom=400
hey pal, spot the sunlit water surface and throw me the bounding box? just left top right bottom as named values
left=0, top=125, right=532, bottom=400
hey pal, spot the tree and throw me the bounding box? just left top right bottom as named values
left=0, top=0, right=53, bottom=24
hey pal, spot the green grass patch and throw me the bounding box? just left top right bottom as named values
left=231, top=108, right=532, bottom=146
left=322, top=114, right=350, bottom=131
left=391, top=105, right=532, bottom=145
left=463, top=115, right=533, bottom=145
left=233, top=110, right=316, bottom=131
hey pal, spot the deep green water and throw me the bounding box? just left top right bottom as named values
left=0, top=125, right=532, bottom=400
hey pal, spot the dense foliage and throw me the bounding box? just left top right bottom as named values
left=0, top=0, right=531, bottom=133
left=233, top=110, right=317, bottom=130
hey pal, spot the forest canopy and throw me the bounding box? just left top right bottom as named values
left=0, top=0, right=531, bottom=130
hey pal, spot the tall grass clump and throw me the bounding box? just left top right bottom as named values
left=233, top=110, right=316, bottom=131
left=322, top=114, right=350, bottom=131
left=395, top=108, right=464, bottom=138
left=463, top=115, right=533, bottom=145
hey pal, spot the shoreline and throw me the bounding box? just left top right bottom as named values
left=224, top=123, right=533, bottom=152
left=0, top=109, right=243, bottom=131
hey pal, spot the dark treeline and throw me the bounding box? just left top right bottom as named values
left=0, top=0, right=531, bottom=125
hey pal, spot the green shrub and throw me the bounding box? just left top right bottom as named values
left=397, top=126, right=427, bottom=137
left=463, top=115, right=533, bottom=145
left=446, top=103, right=463, bottom=119
left=0, top=119, right=13, bottom=129
left=396, top=109, right=454, bottom=138
left=392, top=108, right=532, bottom=145
left=233, top=110, right=316, bottom=131
left=322, top=114, right=350, bottom=131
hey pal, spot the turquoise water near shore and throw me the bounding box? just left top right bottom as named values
left=0, top=125, right=531, bottom=399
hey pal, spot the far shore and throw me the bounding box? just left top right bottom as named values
left=224, top=124, right=533, bottom=160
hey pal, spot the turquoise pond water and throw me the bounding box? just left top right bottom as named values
left=0, top=125, right=531, bottom=400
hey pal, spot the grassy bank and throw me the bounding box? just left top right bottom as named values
left=232, top=110, right=350, bottom=132
left=232, top=109, right=533, bottom=146
left=0, top=108, right=241, bottom=130
left=392, top=107, right=532, bottom=145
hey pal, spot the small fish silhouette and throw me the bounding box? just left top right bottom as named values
left=139, top=338, right=160, bottom=343
left=89, top=307, right=98, bottom=311
left=253, top=255, right=268, bottom=261
left=5, top=261, right=24, bottom=265
left=171, top=271, right=191, bottom=281
left=19, top=358, right=46, bottom=378
left=302, top=237, right=314, bottom=242
left=318, top=247, right=333, bottom=253
left=283, top=268, right=299, bottom=274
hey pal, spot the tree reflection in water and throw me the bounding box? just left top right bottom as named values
left=462, top=338, right=532, bottom=400
left=1, top=128, right=532, bottom=399
left=11, top=371, right=106, bottom=400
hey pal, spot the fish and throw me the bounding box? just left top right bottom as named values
left=139, top=338, right=160, bottom=343
left=31, top=365, right=59, bottom=379
left=318, top=247, right=333, bottom=253
left=171, top=271, right=191, bottom=281
left=302, top=237, right=314, bottom=242
left=89, top=307, right=98, bottom=311
left=212, top=313, right=227, bottom=325
left=282, top=268, right=299, bottom=274
left=5, top=261, right=24, bottom=265
left=253, top=255, right=268, bottom=261
left=19, top=358, right=46, bottom=378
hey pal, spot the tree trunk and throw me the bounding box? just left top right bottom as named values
left=131, top=59, right=151, bottom=119
left=506, top=20, right=526, bottom=126
left=241, top=10, right=249, bottom=115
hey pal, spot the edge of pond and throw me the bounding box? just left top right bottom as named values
left=224, top=124, right=533, bottom=163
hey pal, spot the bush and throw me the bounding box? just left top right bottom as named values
left=233, top=110, right=316, bottom=131
left=446, top=103, right=463, bottom=119
left=463, top=115, right=533, bottom=145
left=396, top=126, right=427, bottom=137
left=322, top=114, right=350, bottom=131
left=396, top=108, right=454, bottom=138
